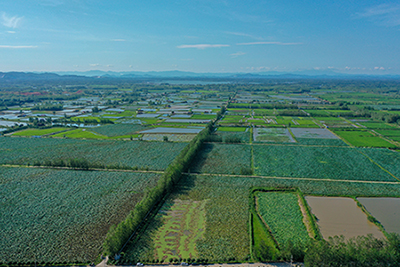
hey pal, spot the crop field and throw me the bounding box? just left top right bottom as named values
left=124, top=174, right=400, bottom=263
left=125, top=198, right=207, bottom=262
left=12, top=127, right=69, bottom=136
left=255, top=192, right=310, bottom=247
left=91, top=124, right=148, bottom=137
left=52, top=129, right=110, bottom=139
left=292, top=138, right=348, bottom=146
left=290, top=128, right=338, bottom=139
left=333, top=130, right=397, bottom=148
left=0, top=137, right=187, bottom=170
left=142, top=134, right=195, bottom=142
left=217, top=126, right=247, bottom=132
left=191, top=143, right=251, bottom=174
left=253, top=145, right=397, bottom=182
left=212, top=131, right=251, bottom=143
left=253, top=128, right=294, bottom=143
left=359, top=122, right=398, bottom=129
left=0, top=167, right=161, bottom=264
left=357, top=148, right=400, bottom=178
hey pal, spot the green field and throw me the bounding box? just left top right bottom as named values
left=123, top=174, right=400, bottom=263
left=191, top=143, right=251, bottom=174
left=53, top=129, right=110, bottom=139
left=91, top=124, right=147, bottom=137
left=0, top=167, right=161, bottom=264
left=333, top=130, right=397, bottom=148
left=0, top=137, right=187, bottom=170
left=253, top=145, right=398, bottom=182
left=256, top=191, right=310, bottom=247
left=12, top=127, right=69, bottom=136
left=217, top=126, right=247, bottom=132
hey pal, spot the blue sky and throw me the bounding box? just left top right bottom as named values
left=1, top=0, right=400, bottom=74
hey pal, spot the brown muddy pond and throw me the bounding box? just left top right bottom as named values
left=358, top=197, right=400, bottom=235
left=305, top=196, right=384, bottom=239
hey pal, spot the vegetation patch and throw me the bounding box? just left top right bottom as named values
left=253, top=145, right=397, bottom=182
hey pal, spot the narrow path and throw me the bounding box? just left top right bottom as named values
left=185, top=172, right=400, bottom=185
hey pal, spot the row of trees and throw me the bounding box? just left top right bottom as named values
left=305, top=234, right=400, bottom=266
left=102, top=119, right=216, bottom=256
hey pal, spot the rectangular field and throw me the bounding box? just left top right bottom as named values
left=0, top=137, right=187, bottom=170
left=191, top=143, right=251, bottom=175
left=0, top=167, right=161, bottom=264
left=255, top=191, right=310, bottom=247
left=333, top=130, right=397, bottom=148
left=253, top=145, right=397, bottom=182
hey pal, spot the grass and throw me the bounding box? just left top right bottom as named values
left=253, top=145, right=397, bottom=182
left=0, top=167, right=161, bottom=265
left=12, top=127, right=68, bottom=136
left=333, top=130, right=397, bottom=148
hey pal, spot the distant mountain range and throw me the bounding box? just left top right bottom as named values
left=0, top=70, right=399, bottom=81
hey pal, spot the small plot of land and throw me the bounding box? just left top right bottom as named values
left=0, top=137, right=187, bottom=170
left=140, top=127, right=204, bottom=134
left=191, top=143, right=251, bottom=175
left=11, top=127, right=69, bottom=136
left=125, top=175, right=251, bottom=263
left=0, top=167, right=161, bottom=264
left=359, top=122, right=398, bottom=129
left=91, top=124, right=148, bottom=137
left=217, top=127, right=247, bottom=132
left=212, top=131, right=251, bottom=143
left=142, top=134, right=195, bottom=142
left=253, top=128, right=295, bottom=143
left=290, top=128, right=338, bottom=139
left=256, top=191, right=310, bottom=247
left=358, top=197, right=400, bottom=235
left=293, top=138, right=348, bottom=146
left=305, top=196, right=384, bottom=240
left=333, top=130, right=397, bottom=148
left=253, top=145, right=397, bottom=182
left=128, top=199, right=207, bottom=261
left=357, top=148, right=400, bottom=179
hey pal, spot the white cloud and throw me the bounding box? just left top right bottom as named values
left=177, top=44, right=230, bottom=49
left=111, top=39, right=126, bottom=42
left=225, top=31, right=263, bottom=40
left=90, top=64, right=100, bottom=67
left=358, top=4, right=400, bottom=26
left=237, top=41, right=302, bottom=46
left=2, top=13, right=23, bottom=28
left=230, top=52, right=246, bottom=57
left=7, top=31, right=15, bottom=34
left=0, top=45, right=37, bottom=49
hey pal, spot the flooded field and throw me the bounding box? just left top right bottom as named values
left=306, top=196, right=384, bottom=239
left=358, top=197, right=400, bottom=235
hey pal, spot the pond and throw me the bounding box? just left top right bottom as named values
left=306, top=196, right=384, bottom=239
left=358, top=197, right=400, bottom=235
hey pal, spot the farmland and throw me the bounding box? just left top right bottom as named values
left=255, top=191, right=310, bottom=247
left=0, top=137, right=187, bottom=170
left=0, top=167, right=161, bottom=264
left=253, top=145, right=398, bottom=182
left=1, top=80, right=400, bottom=265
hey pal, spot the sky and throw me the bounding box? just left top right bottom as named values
left=1, top=0, right=400, bottom=74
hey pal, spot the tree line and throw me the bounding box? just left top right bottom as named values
left=102, top=115, right=217, bottom=257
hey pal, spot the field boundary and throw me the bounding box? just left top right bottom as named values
left=185, top=173, right=400, bottom=185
